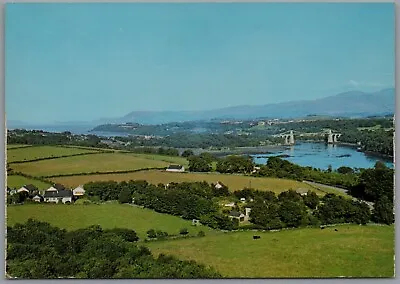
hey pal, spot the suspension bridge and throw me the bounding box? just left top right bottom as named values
left=273, top=129, right=342, bottom=146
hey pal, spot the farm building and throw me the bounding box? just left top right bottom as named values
left=17, top=184, right=37, bottom=194
left=73, top=185, right=85, bottom=196
left=224, top=202, right=235, bottom=208
left=166, top=165, right=185, bottom=172
left=229, top=211, right=246, bottom=222
left=215, top=181, right=226, bottom=189
left=32, top=195, right=43, bottom=202
left=43, top=187, right=73, bottom=204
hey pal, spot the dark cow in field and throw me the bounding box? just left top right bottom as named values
left=320, top=226, right=325, bottom=230
left=335, top=229, right=338, bottom=232
left=253, top=235, right=261, bottom=240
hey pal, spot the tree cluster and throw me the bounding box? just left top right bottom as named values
left=249, top=189, right=372, bottom=229
left=216, top=155, right=255, bottom=174
left=6, top=220, right=221, bottom=279
left=85, top=180, right=235, bottom=230
left=255, top=157, right=359, bottom=188
left=348, top=162, right=394, bottom=224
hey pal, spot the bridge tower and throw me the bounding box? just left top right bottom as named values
left=327, top=129, right=334, bottom=144
left=289, top=130, right=295, bottom=145
left=327, top=130, right=341, bottom=144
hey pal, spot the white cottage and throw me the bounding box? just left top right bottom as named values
left=73, top=185, right=85, bottom=196
left=43, top=185, right=73, bottom=204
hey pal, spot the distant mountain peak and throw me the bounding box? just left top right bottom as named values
left=115, top=88, right=395, bottom=124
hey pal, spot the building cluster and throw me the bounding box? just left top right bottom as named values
left=8, top=183, right=85, bottom=204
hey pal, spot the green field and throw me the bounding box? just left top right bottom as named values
left=147, top=225, right=394, bottom=278
left=7, top=175, right=51, bottom=190
left=10, top=153, right=186, bottom=177
left=51, top=170, right=320, bottom=194
left=7, top=145, right=101, bottom=163
left=6, top=203, right=214, bottom=240
left=6, top=144, right=32, bottom=149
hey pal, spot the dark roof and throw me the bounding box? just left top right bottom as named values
left=53, top=183, right=65, bottom=190
left=229, top=211, right=242, bottom=217
left=24, top=184, right=37, bottom=191
left=167, top=165, right=183, bottom=170
left=43, top=190, right=72, bottom=198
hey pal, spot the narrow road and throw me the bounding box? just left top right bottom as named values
left=302, top=180, right=348, bottom=194
left=303, top=180, right=374, bottom=210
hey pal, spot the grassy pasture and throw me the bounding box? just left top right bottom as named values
left=6, top=144, right=32, bottom=149
left=147, top=225, right=394, bottom=278
left=6, top=175, right=51, bottom=190
left=6, top=203, right=214, bottom=240
left=7, top=145, right=101, bottom=163
left=51, top=170, right=320, bottom=194
left=10, top=153, right=185, bottom=177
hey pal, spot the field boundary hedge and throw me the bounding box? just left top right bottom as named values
left=42, top=167, right=167, bottom=178
left=7, top=173, right=54, bottom=187
left=6, top=145, right=34, bottom=150
left=7, top=151, right=109, bottom=165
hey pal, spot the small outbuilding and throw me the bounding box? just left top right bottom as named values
left=229, top=210, right=246, bottom=222
left=215, top=181, right=226, bottom=189
left=166, top=165, right=185, bottom=172
left=32, top=195, right=43, bottom=202
left=73, top=185, right=85, bottom=196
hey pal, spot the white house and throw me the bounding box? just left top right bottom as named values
left=43, top=189, right=73, bottom=204
left=166, top=165, right=185, bottom=172
left=17, top=184, right=37, bottom=194
left=224, top=202, right=235, bottom=207
left=17, top=187, right=29, bottom=193
left=73, top=185, right=85, bottom=196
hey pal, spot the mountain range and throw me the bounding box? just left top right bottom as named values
left=114, top=88, right=395, bottom=125
left=7, top=88, right=395, bottom=130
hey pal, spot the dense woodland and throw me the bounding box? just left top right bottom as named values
left=6, top=220, right=221, bottom=279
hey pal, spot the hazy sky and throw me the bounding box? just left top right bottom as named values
left=6, top=3, right=394, bottom=124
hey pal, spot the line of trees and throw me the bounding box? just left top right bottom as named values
left=84, top=180, right=237, bottom=231
left=255, top=156, right=360, bottom=188
left=6, top=219, right=221, bottom=279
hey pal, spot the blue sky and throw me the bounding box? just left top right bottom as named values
left=6, top=3, right=394, bottom=124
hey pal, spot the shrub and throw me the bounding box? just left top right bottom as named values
left=179, top=228, right=189, bottom=235
left=146, top=229, right=157, bottom=239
